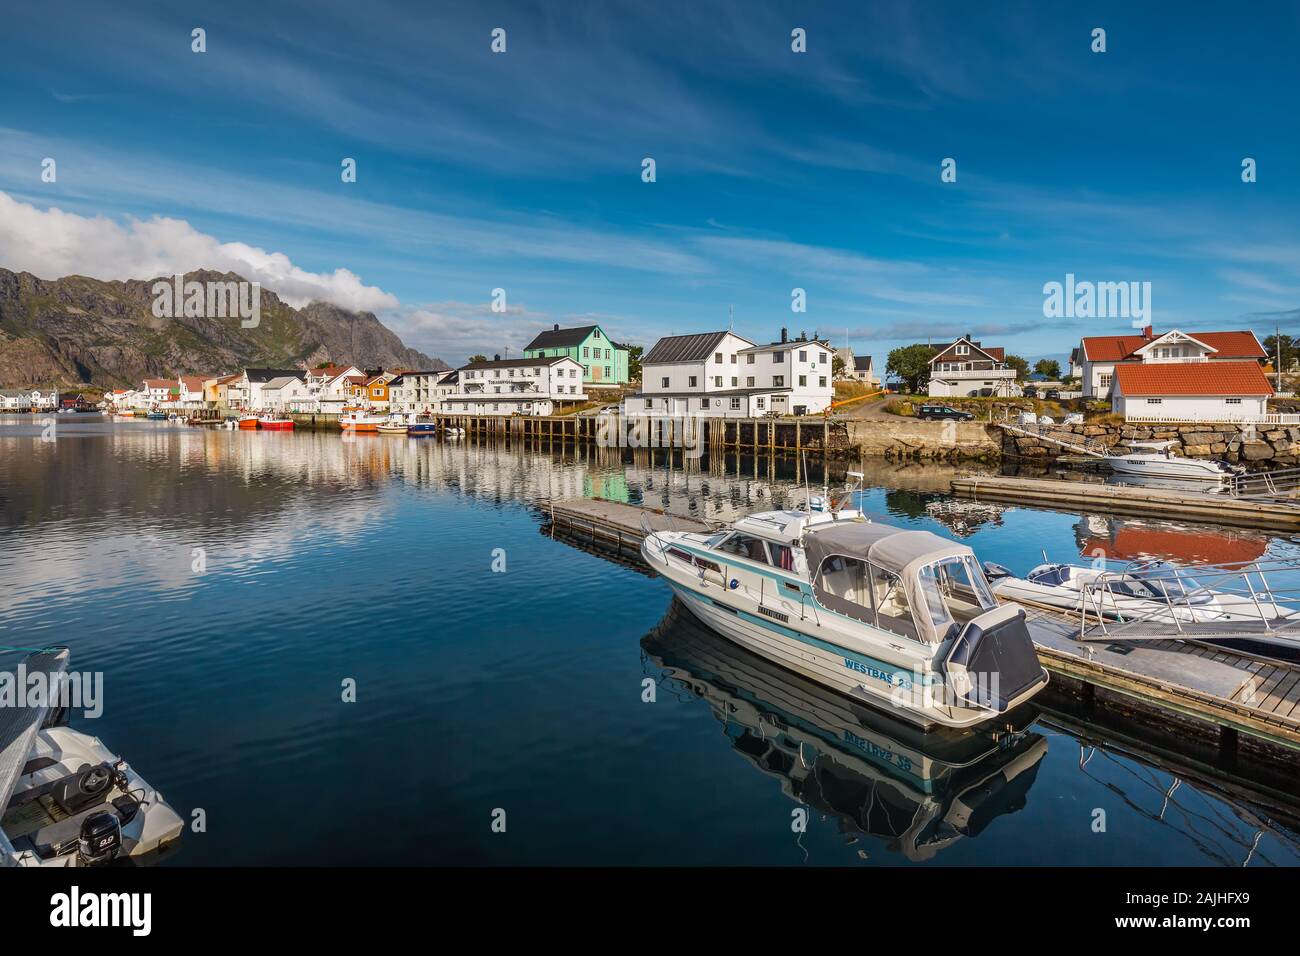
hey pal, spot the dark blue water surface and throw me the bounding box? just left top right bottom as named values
left=2, top=416, right=1298, bottom=866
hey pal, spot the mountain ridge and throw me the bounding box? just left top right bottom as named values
left=0, top=267, right=447, bottom=387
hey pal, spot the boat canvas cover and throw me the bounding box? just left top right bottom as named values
left=0, top=649, right=68, bottom=864
left=803, top=522, right=974, bottom=644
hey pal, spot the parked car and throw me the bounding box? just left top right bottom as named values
left=1044, top=389, right=1061, bottom=400
left=1022, top=385, right=1038, bottom=398
left=918, top=404, right=974, bottom=422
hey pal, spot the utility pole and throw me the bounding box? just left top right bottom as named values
left=1277, top=322, right=1283, bottom=393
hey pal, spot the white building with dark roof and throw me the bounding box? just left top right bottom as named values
left=443, top=356, right=585, bottom=415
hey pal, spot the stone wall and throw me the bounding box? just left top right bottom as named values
left=1003, top=421, right=1300, bottom=466
left=844, top=419, right=1000, bottom=462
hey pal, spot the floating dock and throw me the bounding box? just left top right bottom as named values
left=542, top=497, right=1300, bottom=760
left=951, top=474, right=1300, bottom=530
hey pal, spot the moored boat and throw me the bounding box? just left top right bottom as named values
left=339, top=410, right=386, bottom=432
left=237, top=414, right=260, bottom=430
left=257, top=415, right=295, bottom=431
left=2, top=649, right=183, bottom=866
left=1105, top=440, right=1242, bottom=482
left=408, top=422, right=437, bottom=435
left=640, top=480, right=1049, bottom=730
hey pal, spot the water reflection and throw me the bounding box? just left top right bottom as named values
left=642, top=600, right=1047, bottom=861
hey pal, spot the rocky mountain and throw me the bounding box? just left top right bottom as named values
left=0, top=268, right=448, bottom=387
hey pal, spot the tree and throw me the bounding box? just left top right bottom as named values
left=832, top=354, right=847, bottom=379
left=626, top=344, right=643, bottom=381
left=1033, top=358, right=1061, bottom=380
left=886, top=345, right=934, bottom=394
left=468, top=354, right=488, bottom=364
left=1004, top=354, right=1030, bottom=381
left=1262, top=333, right=1298, bottom=371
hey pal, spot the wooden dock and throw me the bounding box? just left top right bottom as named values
left=951, top=474, right=1300, bottom=530
left=541, top=496, right=1300, bottom=758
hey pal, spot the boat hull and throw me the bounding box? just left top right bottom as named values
left=258, top=420, right=294, bottom=430
left=1108, top=456, right=1232, bottom=481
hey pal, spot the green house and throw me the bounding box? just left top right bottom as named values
left=522, top=324, right=629, bottom=387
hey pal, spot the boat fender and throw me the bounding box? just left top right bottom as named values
left=729, top=579, right=739, bottom=590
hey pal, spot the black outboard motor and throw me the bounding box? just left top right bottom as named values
left=78, top=812, right=122, bottom=866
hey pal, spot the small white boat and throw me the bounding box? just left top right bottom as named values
left=641, top=478, right=1049, bottom=729
left=2, top=649, right=183, bottom=867
left=443, top=425, right=465, bottom=438
left=984, top=559, right=1300, bottom=651
left=1105, top=441, right=1241, bottom=482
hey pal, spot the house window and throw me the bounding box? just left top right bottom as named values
left=773, top=351, right=785, bottom=363
left=1225, top=398, right=1242, bottom=405
left=756, top=397, right=765, bottom=409
left=604, top=349, right=610, bottom=359
left=730, top=397, right=741, bottom=410
left=1099, top=373, right=1113, bottom=388
left=746, top=376, right=755, bottom=387
left=715, top=376, right=723, bottom=387
left=594, top=330, right=601, bottom=339
left=1146, top=398, right=1162, bottom=404
left=730, top=354, right=737, bottom=363
left=731, top=377, right=738, bottom=387
left=798, top=375, right=807, bottom=387
left=799, top=350, right=807, bottom=362
left=583, top=366, right=589, bottom=375
left=688, top=376, right=697, bottom=387
left=583, top=347, right=589, bottom=357
left=746, top=353, right=755, bottom=364
left=956, top=344, right=970, bottom=355
left=661, top=377, right=670, bottom=388
left=773, top=376, right=785, bottom=387
left=604, top=366, right=611, bottom=378
left=819, top=376, right=827, bottom=387
left=701, top=398, right=710, bottom=409
left=715, top=352, right=723, bottom=363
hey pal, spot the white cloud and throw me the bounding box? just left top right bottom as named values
left=0, top=190, right=398, bottom=312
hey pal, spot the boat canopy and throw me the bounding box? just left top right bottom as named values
left=804, top=522, right=979, bottom=644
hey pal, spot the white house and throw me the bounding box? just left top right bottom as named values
left=443, top=356, right=585, bottom=415
left=176, top=376, right=211, bottom=410
left=141, top=378, right=177, bottom=408
left=240, top=368, right=305, bottom=410
left=1111, top=361, right=1273, bottom=422
left=927, top=335, right=1019, bottom=397
left=389, top=369, right=458, bottom=414
left=625, top=329, right=790, bottom=418
left=260, top=376, right=314, bottom=411
left=734, top=334, right=835, bottom=414
left=301, top=365, right=365, bottom=412
left=1078, top=327, right=1266, bottom=399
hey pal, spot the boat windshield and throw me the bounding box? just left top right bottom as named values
left=917, top=554, right=998, bottom=637
left=1126, top=564, right=1209, bottom=605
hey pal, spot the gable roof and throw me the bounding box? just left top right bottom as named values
left=523, top=325, right=607, bottom=351
left=263, top=376, right=302, bottom=390
left=245, top=368, right=303, bottom=383
left=1082, top=329, right=1265, bottom=362
left=459, top=356, right=573, bottom=371
left=929, top=337, right=1004, bottom=364
left=853, top=355, right=874, bottom=371
left=1114, top=361, right=1273, bottom=396
left=643, top=331, right=752, bottom=365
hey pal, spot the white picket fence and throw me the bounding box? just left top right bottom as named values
left=1123, top=413, right=1300, bottom=425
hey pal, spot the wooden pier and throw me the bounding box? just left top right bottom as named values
left=951, top=474, right=1300, bottom=530
left=541, top=497, right=1300, bottom=759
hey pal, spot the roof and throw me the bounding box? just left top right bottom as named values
left=853, top=355, right=874, bottom=371
left=1113, top=361, right=1273, bottom=397
left=930, top=337, right=1005, bottom=364
left=1082, top=329, right=1265, bottom=362
left=737, top=338, right=833, bottom=354
left=262, top=376, right=302, bottom=390
left=213, top=373, right=242, bottom=386
left=142, top=378, right=174, bottom=388
left=179, top=375, right=210, bottom=391
left=632, top=386, right=793, bottom=398
left=245, top=368, right=303, bottom=383
left=643, top=331, right=752, bottom=365
left=523, top=325, right=602, bottom=351
left=459, top=357, right=571, bottom=370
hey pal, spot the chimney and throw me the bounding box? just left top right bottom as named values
left=1143, top=325, right=1153, bottom=339
left=493, top=353, right=501, bottom=361
left=553, top=323, right=559, bottom=331
left=780, top=328, right=788, bottom=343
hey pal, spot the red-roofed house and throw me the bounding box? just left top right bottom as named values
left=1078, top=326, right=1266, bottom=398
left=1111, top=360, right=1273, bottom=422
left=927, top=335, right=1019, bottom=397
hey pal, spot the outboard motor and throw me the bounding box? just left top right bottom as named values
left=78, top=812, right=122, bottom=866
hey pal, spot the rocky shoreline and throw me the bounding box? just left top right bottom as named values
left=1003, top=421, right=1300, bottom=466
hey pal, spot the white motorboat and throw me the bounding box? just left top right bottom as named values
left=984, top=559, right=1300, bottom=652
left=1105, top=440, right=1242, bottom=482
left=1, top=649, right=183, bottom=867
left=640, top=481, right=1049, bottom=730
left=338, top=409, right=387, bottom=432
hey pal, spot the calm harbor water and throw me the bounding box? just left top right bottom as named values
left=2, top=414, right=1298, bottom=866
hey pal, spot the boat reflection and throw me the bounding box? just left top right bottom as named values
left=1074, top=514, right=1270, bottom=567
left=641, top=600, right=1048, bottom=861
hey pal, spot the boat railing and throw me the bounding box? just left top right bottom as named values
left=1077, top=556, right=1300, bottom=643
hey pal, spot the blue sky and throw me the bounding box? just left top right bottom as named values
left=2, top=0, right=1299, bottom=366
